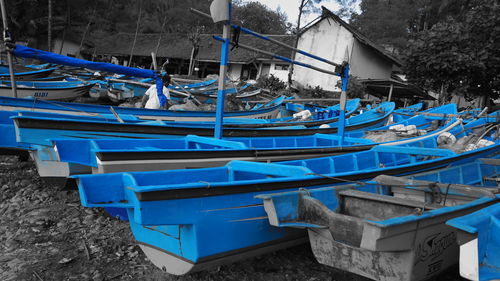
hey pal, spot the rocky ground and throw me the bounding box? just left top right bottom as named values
left=0, top=156, right=464, bottom=281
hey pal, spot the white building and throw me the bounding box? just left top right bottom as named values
left=293, top=7, right=402, bottom=91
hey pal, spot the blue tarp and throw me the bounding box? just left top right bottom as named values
left=12, top=44, right=167, bottom=106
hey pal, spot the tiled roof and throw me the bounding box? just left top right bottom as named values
left=92, top=33, right=294, bottom=63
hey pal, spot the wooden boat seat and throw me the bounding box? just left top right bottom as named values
left=480, top=158, right=500, bottom=166
left=338, top=189, right=439, bottom=222
left=298, top=189, right=442, bottom=246
left=484, top=177, right=500, bottom=183
left=374, top=175, right=499, bottom=199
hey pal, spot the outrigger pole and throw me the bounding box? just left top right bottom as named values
left=0, top=0, right=17, bottom=98
left=192, top=4, right=349, bottom=143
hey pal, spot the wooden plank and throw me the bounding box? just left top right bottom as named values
left=374, top=175, right=498, bottom=198
left=480, top=158, right=500, bottom=166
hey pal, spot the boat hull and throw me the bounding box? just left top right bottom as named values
left=75, top=143, right=499, bottom=275
left=259, top=157, right=500, bottom=281
left=0, top=95, right=281, bottom=122
left=307, top=201, right=497, bottom=281
left=447, top=201, right=500, bottom=281
left=12, top=108, right=390, bottom=140
left=30, top=145, right=372, bottom=188
left=0, top=67, right=55, bottom=80
left=0, top=84, right=93, bottom=101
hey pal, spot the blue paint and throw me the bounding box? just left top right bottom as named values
left=447, top=203, right=500, bottom=281
left=0, top=95, right=283, bottom=120
left=0, top=102, right=469, bottom=156
left=5, top=102, right=393, bottom=149
left=0, top=67, right=57, bottom=78
left=213, top=1, right=232, bottom=139
left=258, top=157, right=499, bottom=279
left=155, top=76, right=167, bottom=108
left=71, top=130, right=499, bottom=273
left=0, top=80, right=95, bottom=89
left=13, top=45, right=157, bottom=79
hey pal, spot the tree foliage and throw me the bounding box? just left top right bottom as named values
left=348, top=0, right=473, bottom=54
left=3, top=0, right=290, bottom=45
left=404, top=0, right=500, bottom=101
left=232, top=2, right=291, bottom=34
left=349, top=0, right=414, bottom=52
left=345, top=0, right=499, bottom=101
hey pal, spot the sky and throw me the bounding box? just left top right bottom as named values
left=248, top=0, right=343, bottom=26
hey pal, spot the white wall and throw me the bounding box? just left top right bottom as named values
left=293, top=19, right=354, bottom=91
left=293, top=17, right=394, bottom=91
left=227, top=64, right=243, bottom=80
left=268, top=62, right=289, bottom=82
left=350, top=41, right=393, bottom=80
left=53, top=39, right=80, bottom=57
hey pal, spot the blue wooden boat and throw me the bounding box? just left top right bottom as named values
left=224, top=98, right=361, bottom=128
left=0, top=98, right=353, bottom=159
left=23, top=103, right=462, bottom=186
left=11, top=102, right=395, bottom=144
left=0, top=95, right=283, bottom=122
left=0, top=111, right=30, bottom=160
left=258, top=157, right=500, bottom=281
left=397, top=102, right=424, bottom=113
left=0, top=64, right=56, bottom=80
left=0, top=80, right=95, bottom=101
left=186, top=82, right=252, bottom=96
left=447, top=183, right=500, bottom=281
left=15, top=75, right=69, bottom=82
left=73, top=130, right=499, bottom=275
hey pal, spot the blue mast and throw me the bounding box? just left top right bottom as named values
left=213, top=0, right=232, bottom=139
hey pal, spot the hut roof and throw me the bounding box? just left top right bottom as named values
left=92, top=33, right=294, bottom=64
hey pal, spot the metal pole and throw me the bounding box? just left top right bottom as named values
left=0, top=0, right=17, bottom=98
left=48, top=0, right=52, bottom=52
left=212, top=36, right=341, bottom=76
left=338, top=63, right=349, bottom=145
left=214, top=1, right=231, bottom=139
left=151, top=52, right=158, bottom=71
left=387, top=83, right=394, bottom=102
left=190, top=8, right=342, bottom=69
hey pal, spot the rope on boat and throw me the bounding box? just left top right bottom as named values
left=305, top=172, right=366, bottom=186
left=442, top=183, right=452, bottom=206
left=198, top=181, right=211, bottom=188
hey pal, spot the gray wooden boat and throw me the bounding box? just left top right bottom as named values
left=258, top=158, right=500, bottom=281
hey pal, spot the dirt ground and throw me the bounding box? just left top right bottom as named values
left=0, top=156, right=465, bottom=281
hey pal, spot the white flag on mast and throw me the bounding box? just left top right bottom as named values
left=210, top=0, right=230, bottom=23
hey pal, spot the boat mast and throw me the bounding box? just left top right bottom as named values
left=48, top=0, right=52, bottom=52
left=192, top=4, right=349, bottom=142
left=0, top=0, right=17, bottom=98
left=212, top=0, right=232, bottom=139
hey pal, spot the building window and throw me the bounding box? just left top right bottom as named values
left=274, top=64, right=289, bottom=71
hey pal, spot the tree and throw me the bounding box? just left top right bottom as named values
left=346, top=0, right=473, bottom=55
left=334, top=0, right=360, bottom=19
left=404, top=0, right=500, bottom=104
left=232, top=2, right=290, bottom=34
left=349, top=0, right=415, bottom=52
